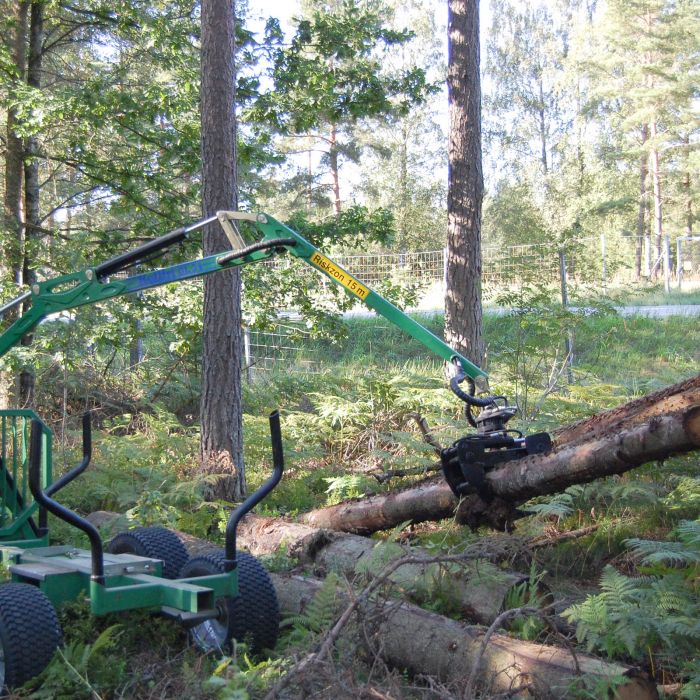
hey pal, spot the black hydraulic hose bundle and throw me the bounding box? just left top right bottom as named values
left=447, top=362, right=506, bottom=428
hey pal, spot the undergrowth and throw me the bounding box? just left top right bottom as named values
left=27, top=307, right=699, bottom=697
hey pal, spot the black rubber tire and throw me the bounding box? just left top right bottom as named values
left=180, top=550, right=279, bottom=654
left=0, top=582, right=62, bottom=690
left=107, top=526, right=188, bottom=580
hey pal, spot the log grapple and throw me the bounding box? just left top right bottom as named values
left=440, top=359, right=552, bottom=501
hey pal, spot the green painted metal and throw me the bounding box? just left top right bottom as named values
left=250, top=214, right=488, bottom=383
left=0, top=212, right=487, bottom=382
left=3, top=543, right=237, bottom=615
left=0, top=209, right=488, bottom=619
left=90, top=571, right=236, bottom=615
left=0, top=411, right=50, bottom=546
left=33, top=571, right=86, bottom=608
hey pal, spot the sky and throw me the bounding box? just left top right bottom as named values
left=242, top=0, right=497, bottom=202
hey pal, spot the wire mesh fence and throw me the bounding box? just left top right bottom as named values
left=237, top=233, right=700, bottom=377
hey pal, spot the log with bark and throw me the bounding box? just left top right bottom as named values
left=86, top=513, right=656, bottom=699
left=272, top=571, right=656, bottom=699
left=300, top=375, right=700, bottom=533
left=236, top=514, right=532, bottom=626
left=87, top=510, right=533, bottom=626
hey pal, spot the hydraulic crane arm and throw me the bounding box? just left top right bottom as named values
left=0, top=211, right=487, bottom=387
left=0, top=211, right=551, bottom=502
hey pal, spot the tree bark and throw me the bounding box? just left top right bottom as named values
left=329, top=123, right=341, bottom=215
left=552, top=374, right=700, bottom=448
left=87, top=508, right=530, bottom=625
left=1, top=0, right=29, bottom=409
left=19, top=0, right=44, bottom=406
left=87, top=511, right=656, bottom=698
left=635, top=124, right=648, bottom=280
left=649, top=122, right=663, bottom=272
left=272, top=573, right=657, bottom=699
left=300, top=376, right=700, bottom=533
left=444, top=0, right=484, bottom=366
left=199, top=0, right=245, bottom=500
left=235, top=514, right=528, bottom=625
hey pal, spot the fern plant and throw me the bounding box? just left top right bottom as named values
left=281, top=572, right=342, bottom=648
left=26, top=625, right=125, bottom=699
left=563, top=520, right=700, bottom=680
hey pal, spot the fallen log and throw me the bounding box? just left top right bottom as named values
left=236, top=514, right=530, bottom=625
left=300, top=377, right=700, bottom=533
left=86, top=514, right=657, bottom=697
left=88, top=510, right=532, bottom=626
left=552, top=374, right=700, bottom=448
left=271, top=571, right=657, bottom=699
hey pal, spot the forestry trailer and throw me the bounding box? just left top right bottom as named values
left=0, top=211, right=551, bottom=688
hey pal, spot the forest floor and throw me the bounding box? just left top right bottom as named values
left=8, top=309, right=699, bottom=699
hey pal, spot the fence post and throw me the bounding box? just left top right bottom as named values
left=663, top=234, right=671, bottom=294
left=677, top=238, right=683, bottom=291
left=559, top=248, right=574, bottom=381
left=600, top=233, right=607, bottom=295
left=243, top=326, right=253, bottom=384
left=442, top=246, right=448, bottom=288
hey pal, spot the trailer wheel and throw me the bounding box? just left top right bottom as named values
left=108, top=526, right=188, bottom=580
left=179, top=550, right=279, bottom=654
left=0, top=583, right=62, bottom=690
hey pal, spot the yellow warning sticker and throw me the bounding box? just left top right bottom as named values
left=310, top=252, right=370, bottom=301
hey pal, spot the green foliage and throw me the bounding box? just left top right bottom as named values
left=204, top=650, right=288, bottom=700
left=524, top=486, right=584, bottom=521
left=282, top=572, right=342, bottom=648
left=324, top=474, right=377, bottom=504
left=503, top=562, right=549, bottom=642
left=26, top=625, right=125, bottom=700
left=564, top=521, right=700, bottom=671
left=251, top=1, right=433, bottom=134
left=491, top=281, right=617, bottom=419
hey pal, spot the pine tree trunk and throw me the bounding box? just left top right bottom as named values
left=235, top=514, right=529, bottom=625
left=19, top=0, right=43, bottom=406
left=649, top=122, right=663, bottom=276
left=683, top=135, right=692, bottom=237
left=199, top=0, right=245, bottom=501
left=329, top=123, right=341, bottom=215
left=538, top=78, right=548, bottom=174
left=272, top=573, right=657, bottom=699
left=635, top=124, right=648, bottom=280
left=84, top=512, right=656, bottom=698
left=1, top=0, right=29, bottom=409
left=445, top=0, right=484, bottom=367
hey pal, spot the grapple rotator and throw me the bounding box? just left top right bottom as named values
left=440, top=359, right=552, bottom=502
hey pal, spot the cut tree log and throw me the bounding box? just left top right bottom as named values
left=236, top=514, right=531, bottom=625
left=552, top=374, right=700, bottom=448
left=87, top=510, right=532, bottom=626
left=86, top=515, right=655, bottom=699
left=300, top=377, right=700, bottom=533
left=272, top=571, right=657, bottom=699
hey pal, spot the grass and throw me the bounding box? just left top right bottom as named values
left=24, top=307, right=700, bottom=698
left=265, top=309, right=699, bottom=387
left=607, top=282, right=700, bottom=306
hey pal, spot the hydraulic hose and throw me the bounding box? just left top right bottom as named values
left=216, top=238, right=297, bottom=265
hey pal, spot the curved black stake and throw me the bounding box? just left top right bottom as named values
left=46, top=412, right=92, bottom=497
left=29, top=417, right=105, bottom=584
left=224, top=410, right=285, bottom=571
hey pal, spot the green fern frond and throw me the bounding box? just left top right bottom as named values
left=677, top=519, right=700, bottom=547
left=282, top=572, right=341, bottom=638
left=625, top=537, right=700, bottom=566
